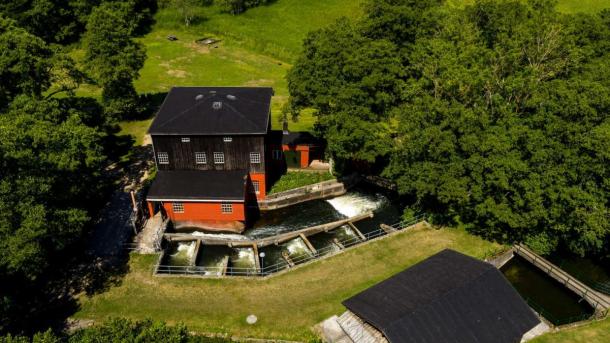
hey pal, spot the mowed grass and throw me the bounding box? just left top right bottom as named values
left=104, top=0, right=610, bottom=145
left=532, top=318, right=610, bottom=343
left=269, top=170, right=335, bottom=194
left=74, top=225, right=503, bottom=341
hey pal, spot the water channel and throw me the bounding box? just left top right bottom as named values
left=161, top=186, right=402, bottom=274
left=501, top=255, right=595, bottom=325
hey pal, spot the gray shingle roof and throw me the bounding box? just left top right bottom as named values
left=342, top=249, right=540, bottom=343
left=148, top=87, right=273, bottom=135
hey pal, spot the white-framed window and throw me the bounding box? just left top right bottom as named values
left=252, top=180, right=260, bottom=194
left=181, top=137, right=190, bottom=143
left=172, top=202, right=184, bottom=213
left=157, top=152, right=169, bottom=164
left=195, top=152, right=207, bottom=164
left=272, top=150, right=282, bottom=160
left=250, top=152, right=261, bottom=164
left=221, top=202, right=233, bottom=214
left=223, top=136, right=232, bottom=142
left=213, top=152, right=225, bottom=164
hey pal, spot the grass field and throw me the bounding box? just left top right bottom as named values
left=532, top=318, right=610, bottom=343
left=109, top=0, right=610, bottom=145
left=268, top=171, right=335, bottom=194
left=74, top=225, right=503, bottom=340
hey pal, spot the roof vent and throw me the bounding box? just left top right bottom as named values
left=226, top=94, right=237, bottom=101
left=195, top=94, right=204, bottom=101
left=212, top=101, right=223, bottom=110
left=209, top=90, right=217, bottom=94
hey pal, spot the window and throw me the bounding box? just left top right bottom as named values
left=213, top=152, right=224, bottom=164
left=195, top=152, right=207, bottom=164
left=221, top=203, right=232, bottom=214
left=272, top=150, right=282, bottom=160
left=172, top=202, right=184, bottom=213
left=157, top=152, right=169, bottom=164
left=181, top=137, right=190, bottom=143
left=223, top=136, right=232, bottom=142
left=252, top=180, right=260, bottom=194
left=250, top=152, right=261, bottom=164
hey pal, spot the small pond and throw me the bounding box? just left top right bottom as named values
left=501, top=255, right=595, bottom=325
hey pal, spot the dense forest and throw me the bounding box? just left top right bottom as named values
left=0, top=0, right=153, bottom=336
left=288, top=0, right=610, bottom=257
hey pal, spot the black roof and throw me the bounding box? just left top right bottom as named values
left=147, top=170, right=246, bottom=201
left=148, top=87, right=273, bottom=135
left=342, top=249, right=540, bottom=343
left=268, top=130, right=325, bottom=146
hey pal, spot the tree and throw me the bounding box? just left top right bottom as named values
left=0, top=0, right=100, bottom=44
left=0, top=96, right=107, bottom=333
left=82, top=1, right=146, bottom=119
left=0, top=17, right=52, bottom=109
left=287, top=18, right=404, bottom=165
left=287, top=0, right=610, bottom=256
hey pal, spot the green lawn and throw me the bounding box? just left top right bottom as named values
left=118, top=119, right=154, bottom=146
left=269, top=171, right=335, bottom=194
left=533, top=318, right=610, bottom=343
left=74, top=225, right=503, bottom=341
left=94, top=0, right=610, bottom=146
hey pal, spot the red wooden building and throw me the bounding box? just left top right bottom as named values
left=146, top=87, right=323, bottom=232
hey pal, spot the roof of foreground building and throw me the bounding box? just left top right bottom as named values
left=342, top=249, right=540, bottom=343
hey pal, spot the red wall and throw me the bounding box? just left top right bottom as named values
left=282, top=145, right=310, bottom=168
left=249, top=172, right=266, bottom=200
left=162, top=201, right=245, bottom=222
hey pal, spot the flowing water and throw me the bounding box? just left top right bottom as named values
left=163, top=241, right=196, bottom=266
left=282, top=237, right=314, bottom=262
left=228, top=247, right=257, bottom=275
left=501, top=255, right=594, bottom=325
left=164, top=187, right=402, bottom=272
left=195, top=245, right=232, bottom=276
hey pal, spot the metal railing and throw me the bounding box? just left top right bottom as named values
left=554, top=260, right=610, bottom=296
left=514, top=244, right=610, bottom=310
left=155, top=214, right=427, bottom=277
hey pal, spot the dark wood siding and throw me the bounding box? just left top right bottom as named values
left=152, top=135, right=266, bottom=173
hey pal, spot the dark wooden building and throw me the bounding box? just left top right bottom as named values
left=146, top=87, right=273, bottom=232
left=145, top=86, right=326, bottom=232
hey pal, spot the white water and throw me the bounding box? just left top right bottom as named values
left=168, top=241, right=196, bottom=265
left=191, top=231, right=248, bottom=241
left=231, top=247, right=256, bottom=269
left=285, top=238, right=313, bottom=258
left=326, top=192, right=387, bottom=218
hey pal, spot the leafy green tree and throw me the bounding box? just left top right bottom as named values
left=82, top=1, right=146, bottom=119
left=0, top=0, right=100, bottom=44
left=0, top=17, right=52, bottom=109
left=288, top=0, right=610, bottom=256
left=0, top=96, right=107, bottom=332
left=287, top=18, right=404, bottom=164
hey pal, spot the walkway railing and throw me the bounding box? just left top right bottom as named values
left=155, top=214, right=427, bottom=277
left=514, top=244, right=610, bottom=313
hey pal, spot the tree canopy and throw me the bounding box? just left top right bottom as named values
left=83, top=1, right=147, bottom=119
left=288, top=0, right=610, bottom=256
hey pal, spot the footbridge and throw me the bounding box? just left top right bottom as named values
left=513, top=244, right=610, bottom=315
